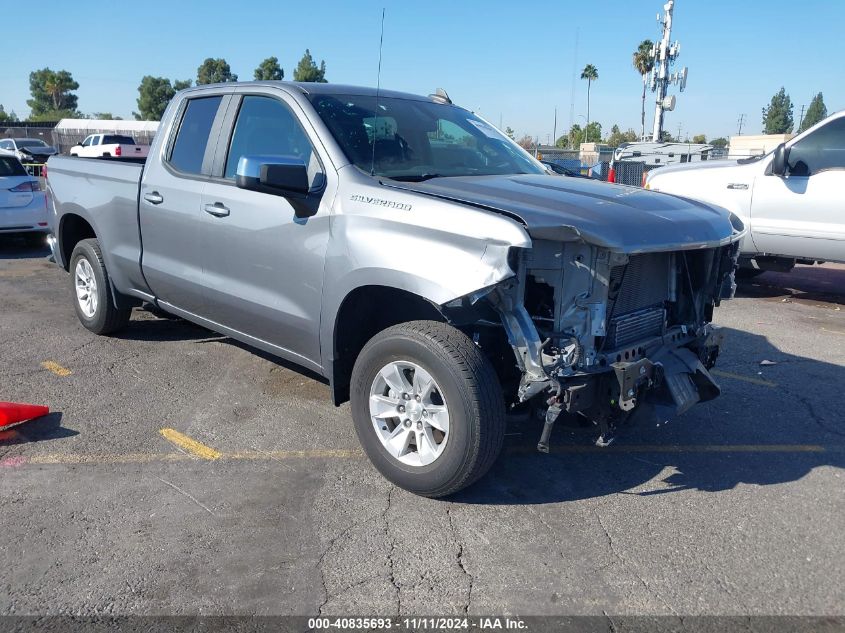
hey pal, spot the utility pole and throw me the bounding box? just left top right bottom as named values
left=650, top=0, right=686, bottom=141
left=797, top=104, right=806, bottom=132
left=677, top=122, right=682, bottom=141
left=737, top=113, right=745, bottom=136
left=553, top=108, right=557, bottom=146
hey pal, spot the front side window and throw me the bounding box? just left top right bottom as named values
left=309, top=94, right=545, bottom=181
left=0, top=140, right=11, bottom=150
left=81, top=136, right=92, bottom=147
left=169, top=96, right=223, bottom=175
left=224, top=96, right=314, bottom=179
left=788, top=117, right=845, bottom=176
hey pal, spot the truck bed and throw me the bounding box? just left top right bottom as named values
left=46, top=155, right=149, bottom=298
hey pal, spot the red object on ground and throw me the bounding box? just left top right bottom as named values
left=0, top=402, right=50, bottom=429
left=607, top=166, right=616, bottom=183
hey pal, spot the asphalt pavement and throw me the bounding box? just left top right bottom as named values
left=1, top=237, right=843, bottom=617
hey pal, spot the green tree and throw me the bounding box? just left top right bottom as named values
left=197, top=58, right=238, bottom=85
left=799, top=92, right=827, bottom=132
left=584, top=121, right=602, bottom=144
left=504, top=126, right=515, bottom=140
left=762, top=87, right=793, bottom=134
left=293, top=49, right=327, bottom=82
left=0, top=105, right=19, bottom=122
left=27, top=68, right=79, bottom=118
left=254, top=56, right=284, bottom=81
left=606, top=124, right=637, bottom=147
left=632, top=40, right=654, bottom=140
left=567, top=124, right=582, bottom=148
left=580, top=64, right=598, bottom=136
left=692, top=134, right=706, bottom=144
left=135, top=76, right=176, bottom=121
left=710, top=137, right=728, bottom=148
left=91, top=112, right=122, bottom=120
left=555, top=135, right=569, bottom=148
left=174, top=79, right=193, bottom=91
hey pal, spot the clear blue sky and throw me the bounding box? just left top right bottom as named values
left=2, top=0, right=843, bottom=141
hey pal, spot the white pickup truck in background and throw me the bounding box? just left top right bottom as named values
left=646, top=110, right=845, bottom=276
left=69, top=134, right=150, bottom=159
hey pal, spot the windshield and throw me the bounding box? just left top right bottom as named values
left=16, top=140, right=48, bottom=149
left=308, top=94, right=545, bottom=181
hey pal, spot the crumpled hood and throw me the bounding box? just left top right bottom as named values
left=394, top=174, right=740, bottom=253
left=20, top=146, right=57, bottom=158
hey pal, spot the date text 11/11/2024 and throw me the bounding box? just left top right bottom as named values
left=307, top=616, right=528, bottom=630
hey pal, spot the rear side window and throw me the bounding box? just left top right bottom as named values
left=103, top=135, right=136, bottom=145
left=224, top=96, right=314, bottom=179
left=0, top=156, right=26, bottom=176
left=169, top=96, right=223, bottom=175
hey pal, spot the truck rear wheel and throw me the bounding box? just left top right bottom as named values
left=350, top=321, right=505, bottom=498
left=69, top=238, right=130, bottom=335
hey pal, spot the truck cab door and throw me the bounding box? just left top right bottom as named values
left=139, top=94, right=230, bottom=316
left=198, top=91, right=332, bottom=370
left=751, top=117, right=845, bottom=262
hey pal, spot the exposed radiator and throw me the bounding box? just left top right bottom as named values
left=606, top=253, right=671, bottom=348
left=607, top=305, right=666, bottom=349
left=608, top=253, right=671, bottom=316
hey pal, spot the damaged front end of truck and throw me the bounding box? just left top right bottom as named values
left=445, top=233, right=742, bottom=450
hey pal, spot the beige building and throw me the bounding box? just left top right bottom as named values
left=728, top=133, right=794, bottom=158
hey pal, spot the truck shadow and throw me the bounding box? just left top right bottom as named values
left=0, top=235, right=51, bottom=260
left=736, top=264, right=845, bottom=307
left=456, top=325, right=845, bottom=505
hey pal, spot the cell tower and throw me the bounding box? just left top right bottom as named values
left=649, top=0, right=688, bottom=141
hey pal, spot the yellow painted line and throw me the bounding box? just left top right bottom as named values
left=27, top=452, right=191, bottom=465
left=711, top=369, right=777, bottom=388
left=40, top=360, right=72, bottom=377
left=159, top=428, right=222, bottom=461
left=228, top=448, right=364, bottom=460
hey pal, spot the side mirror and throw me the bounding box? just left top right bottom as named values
left=770, top=143, right=789, bottom=176
left=235, top=155, right=310, bottom=199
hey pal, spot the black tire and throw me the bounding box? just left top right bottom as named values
left=736, top=267, right=765, bottom=280
left=69, top=238, right=131, bottom=335
left=350, top=320, right=505, bottom=498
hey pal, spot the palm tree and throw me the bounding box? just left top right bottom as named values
left=580, top=64, right=598, bottom=143
left=632, top=40, right=655, bottom=140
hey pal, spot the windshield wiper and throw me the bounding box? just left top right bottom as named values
left=388, top=173, right=444, bottom=182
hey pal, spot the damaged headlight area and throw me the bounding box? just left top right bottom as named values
left=446, top=239, right=741, bottom=451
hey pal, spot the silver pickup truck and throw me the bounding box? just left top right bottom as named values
left=46, top=82, right=744, bottom=497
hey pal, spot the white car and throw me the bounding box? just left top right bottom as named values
left=0, top=155, right=48, bottom=244
left=70, top=134, right=149, bottom=159
left=646, top=110, right=845, bottom=275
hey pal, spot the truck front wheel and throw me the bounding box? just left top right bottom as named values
left=69, top=238, right=130, bottom=335
left=350, top=321, right=505, bottom=497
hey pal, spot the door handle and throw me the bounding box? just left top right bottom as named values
left=143, top=191, right=164, bottom=205
left=204, top=202, right=230, bottom=217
